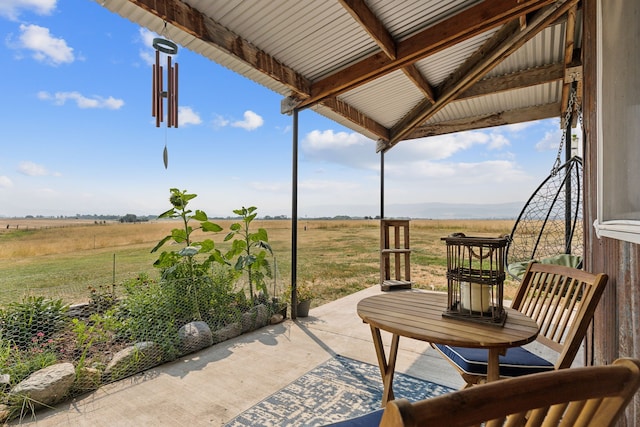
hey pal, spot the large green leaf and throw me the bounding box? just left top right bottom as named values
left=202, top=221, right=223, bottom=232
left=192, top=210, right=208, bottom=221
left=171, top=229, right=188, bottom=243
left=157, top=208, right=176, bottom=219
left=151, top=235, right=172, bottom=253
left=199, top=239, right=215, bottom=252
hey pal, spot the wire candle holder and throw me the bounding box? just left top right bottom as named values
left=441, top=233, right=509, bottom=326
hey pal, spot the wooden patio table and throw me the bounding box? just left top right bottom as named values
left=357, top=290, right=539, bottom=406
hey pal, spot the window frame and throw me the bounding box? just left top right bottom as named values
left=594, top=0, right=640, bottom=245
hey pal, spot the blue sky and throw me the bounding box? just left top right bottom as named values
left=0, top=0, right=577, bottom=218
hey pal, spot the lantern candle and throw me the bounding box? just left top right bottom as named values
left=460, top=282, right=491, bottom=313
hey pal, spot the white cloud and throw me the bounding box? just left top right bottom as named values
left=486, top=132, right=510, bottom=150
left=232, top=110, right=264, bottom=131
left=406, top=130, right=510, bottom=160
left=212, top=114, right=230, bottom=129
left=15, top=24, right=73, bottom=66
left=302, top=129, right=377, bottom=170
left=38, top=91, right=124, bottom=109
left=0, top=0, right=56, bottom=20
left=18, top=161, right=48, bottom=176
left=0, top=176, right=13, bottom=188
left=178, top=106, right=202, bottom=126
left=138, top=28, right=156, bottom=66
left=535, top=128, right=563, bottom=151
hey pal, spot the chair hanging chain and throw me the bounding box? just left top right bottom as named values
left=552, top=85, right=578, bottom=175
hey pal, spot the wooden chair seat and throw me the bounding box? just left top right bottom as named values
left=433, top=261, right=608, bottom=386
left=326, top=358, right=640, bottom=427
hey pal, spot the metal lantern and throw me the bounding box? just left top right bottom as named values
left=441, top=233, right=509, bottom=326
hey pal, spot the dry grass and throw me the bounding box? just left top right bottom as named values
left=0, top=218, right=518, bottom=306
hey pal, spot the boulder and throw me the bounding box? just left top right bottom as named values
left=270, top=313, right=284, bottom=324
left=103, top=342, right=163, bottom=382
left=74, top=367, right=102, bottom=392
left=178, top=321, right=213, bottom=354
left=11, top=363, right=75, bottom=407
left=212, top=323, right=242, bottom=344
left=241, top=304, right=269, bottom=332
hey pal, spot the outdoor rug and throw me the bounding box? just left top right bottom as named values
left=225, top=354, right=454, bottom=427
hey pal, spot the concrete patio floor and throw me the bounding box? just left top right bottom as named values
left=12, top=285, right=465, bottom=426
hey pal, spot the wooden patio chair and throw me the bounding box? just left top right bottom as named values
left=379, top=358, right=640, bottom=427
left=433, top=262, right=608, bottom=386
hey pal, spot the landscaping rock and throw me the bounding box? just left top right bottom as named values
left=241, top=304, right=269, bottom=332
left=103, top=341, right=163, bottom=382
left=11, top=362, right=75, bottom=407
left=0, top=404, right=10, bottom=423
left=179, top=321, right=213, bottom=354
left=212, top=323, right=242, bottom=344
left=74, top=367, right=102, bottom=392
left=270, top=313, right=284, bottom=324
left=66, top=302, right=92, bottom=319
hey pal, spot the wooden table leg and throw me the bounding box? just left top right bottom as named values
left=370, top=325, right=400, bottom=406
left=487, top=348, right=500, bottom=382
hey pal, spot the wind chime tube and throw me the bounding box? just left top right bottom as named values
left=159, top=64, right=164, bottom=126
left=167, top=55, right=173, bottom=128
left=173, top=62, right=179, bottom=128
left=152, top=63, right=156, bottom=118
left=154, top=49, right=161, bottom=127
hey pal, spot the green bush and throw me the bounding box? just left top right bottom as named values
left=0, top=296, right=68, bottom=350
left=117, top=275, right=180, bottom=360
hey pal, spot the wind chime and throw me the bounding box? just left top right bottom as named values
left=151, top=33, right=179, bottom=169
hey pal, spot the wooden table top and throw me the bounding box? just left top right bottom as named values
left=357, top=290, right=539, bottom=349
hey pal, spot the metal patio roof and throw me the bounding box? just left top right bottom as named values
left=99, top=0, right=582, bottom=152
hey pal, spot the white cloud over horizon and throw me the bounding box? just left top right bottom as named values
left=0, top=176, right=13, bottom=188
left=178, top=106, right=202, bottom=126
left=37, top=91, right=124, bottom=109
left=11, top=24, right=74, bottom=66
left=17, top=161, right=60, bottom=177
left=0, top=0, right=56, bottom=20
left=231, top=110, right=264, bottom=131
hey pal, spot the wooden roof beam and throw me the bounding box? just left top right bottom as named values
left=406, top=102, right=561, bottom=139
left=339, top=0, right=436, bottom=104
left=298, top=0, right=557, bottom=109
left=339, top=0, right=396, bottom=59
left=459, top=62, right=565, bottom=99
left=385, top=0, right=579, bottom=150
left=126, top=0, right=312, bottom=98
left=560, top=4, right=580, bottom=125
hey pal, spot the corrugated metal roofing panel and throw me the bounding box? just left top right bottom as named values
left=369, top=0, right=483, bottom=40
left=414, top=29, right=499, bottom=87
left=427, top=81, right=563, bottom=124
left=339, top=70, right=425, bottom=127
left=185, top=0, right=377, bottom=81
left=488, top=22, right=566, bottom=78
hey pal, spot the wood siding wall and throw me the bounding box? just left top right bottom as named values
left=583, top=0, right=640, bottom=424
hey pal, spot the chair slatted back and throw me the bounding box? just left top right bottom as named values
left=511, top=262, right=608, bottom=369
left=379, top=358, right=640, bottom=427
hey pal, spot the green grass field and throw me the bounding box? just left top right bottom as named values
left=0, top=218, right=516, bottom=307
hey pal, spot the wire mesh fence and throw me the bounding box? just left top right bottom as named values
left=0, top=262, right=288, bottom=422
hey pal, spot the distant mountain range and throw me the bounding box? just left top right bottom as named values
left=304, top=201, right=525, bottom=219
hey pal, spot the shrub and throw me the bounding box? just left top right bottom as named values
left=0, top=296, right=68, bottom=350
left=117, top=275, right=180, bottom=360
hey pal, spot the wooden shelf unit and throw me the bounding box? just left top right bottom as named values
left=380, top=219, right=412, bottom=291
